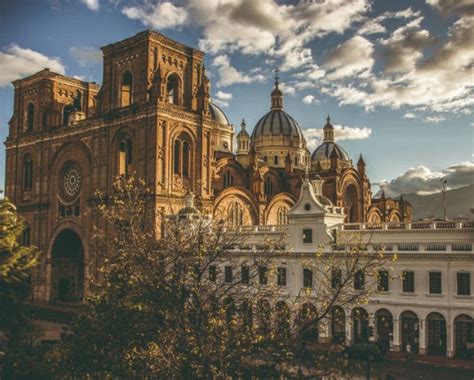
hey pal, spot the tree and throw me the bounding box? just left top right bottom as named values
left=58, top=176, right=392, bottom=378
left=0, top=198, right=40, bottom=378
left=58, top=176, right=285, bottom=378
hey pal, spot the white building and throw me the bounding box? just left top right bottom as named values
left=222, top=176, right=474, bottom=358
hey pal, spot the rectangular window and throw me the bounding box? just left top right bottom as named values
left=402, top=271, right=415, bottom=293
left=277, top=267, right=287, bottom=286
left=241, top=265, right=249, bottom=285
left=332, top=269, right=342, bottom=289
left=429, top=272, right=442, bottom=294
left=303, top=228, right=313, bottom=243
left=378, top=270, right=389, bottom=292
left=303, top=268, right=313, bottom=288
left=259, top=266, right=268, bottom=285
left=457, top=272, right=471, bottom=296
left=224, top=266, right=233, bottom=283
left=354, top=270, right=365, bottom=290
left=209, top=265, right=216, bottom=283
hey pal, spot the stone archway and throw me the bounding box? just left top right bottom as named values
left=352, top=307, right=369, bottom=343
left=400, top=310, right=419, bottom=353
left=50, top=229, right=84, bottom=303
left=427, top=312, right=447, bottom=355
left=375, top=308, right=393, bottom=353
left=454, top=314, right=474, bottom=357
left=331, top=306, right=346, bottom=344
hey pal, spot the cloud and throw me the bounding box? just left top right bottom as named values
left=379, top=161, right=474, bottom=196
left=213, top=90, right=232, bottom=107
left=211, top=54, right=265, bottom=87
left=0, top=44, right=65, bottom=86
left=122, top=2, right=188, bottom=29
left=403, top=112, right=416, bottom=119
left=357, top=7, right=421, bottom=36
left=426, top=0, right=474, bottom=16
left=69, top=46, right=102, bottom=67
left=303, top=124, right=372, bottom=150
left=81, top=0, right=100, bottom=11
left=73, top=75, right=87, bottom=81
left=302, top=95, right=318, bottom=104
left=323, top=36, right=374, bottom=79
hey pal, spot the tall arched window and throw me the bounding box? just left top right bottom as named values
left=274, top=155, right=279, bottom=165
left=167, top=73, right=180, bottom=104
left=223, top=170, right=234, bottom=188
left=344, top=184, right=358, bottom=223
left=228, top=201, right=243, bottom=228
left=23, top=154, right=33, bottom=191
left=277, top=206, right=289, bottom=225
left=118, top=137, right=133, bottom=176
left=121, top=71, right=133, bottom=107
left=173, top=134, right=192, bottom=178
left=63, top=104, right=74, bottom=126
left=26, top=103, right=34, bottom=131
left=264, top=176, right=273, bottom=197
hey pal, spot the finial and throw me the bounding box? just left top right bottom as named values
left=327, top=115, right=331, bottom=124
left=274, top=67, right=280, bottom=86
left=241, top=118, right=246, bottom=130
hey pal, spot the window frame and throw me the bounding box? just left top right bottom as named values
left=277, top=267, right=287, bottom=286
left=457, top=272, right=471, bottom=296
left=428, top=271, right=442, bottom=294
left=402, top=270, right=415, bottom=293
left=303, top=228, right=313, bottom=244
left=303, top=268, right=313, bottom=288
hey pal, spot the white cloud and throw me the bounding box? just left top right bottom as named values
left=403, top=112, right=416, bottom=119
left=211, top=54, right=265, bottom=87
left=69, top=46, right=102, bottom=67
left=303, top=124, right=372, bottom=150
left=122, top=2, right=188, bottom=29
left=0, top=44, right=65, bottom=86
left=81, top=0, right=100, bottom=11
left=213, top=90, right=232, bottom=107
left=357, top=7, right=421, bottom=36
left=302, top=95, right=318, bottom=104
left=323, top=36, right=374, bottom=79
left=379, top=161, right=474, bottom=196
left=73, top=75, right=87, bottom=81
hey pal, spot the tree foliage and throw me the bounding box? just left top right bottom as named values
left=58, top=176, right=391, bottom=378
left=0, top=198, right=40, bottom=378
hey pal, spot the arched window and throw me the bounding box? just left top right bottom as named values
left=182, top=141, right=190, bottom=177
left=121, top=71, right=133, bottom=107
left=228, top=201, right=243, bottom=228
left=173, top=134, right=192, bottom=178
left=166, top=73, right=180, bottom=104
left=294, top=156, right=299, bottom=166
left=264, top=176, right=273, bottom=197
left=173, top=140, right=181, bottom=175
left=63, top=104, right=74, bottom=126
left=23, top=154, right=33, bottom=191
left=274, top=155, right=279, bottom=165
left=26, top=103, right=34, bottom=131
left=73, top=90, right=82, bottom=111
left=223, top=170, right=234, bottom=188
left=344, top=184, right=358, bottom=223
left=118, top=137, right=133, bottom=176
left=277, top=206, right=289, bottom=225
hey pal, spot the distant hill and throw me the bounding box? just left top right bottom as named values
left=397, top=184, right=474, bottom=221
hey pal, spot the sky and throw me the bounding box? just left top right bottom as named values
left=0, top=0, right=473, bottom=197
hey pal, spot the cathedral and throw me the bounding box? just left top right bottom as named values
left=4, top=30, right=410, bottom=305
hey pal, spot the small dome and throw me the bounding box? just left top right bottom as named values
left=251, top=109, right=304, bottom=140
left=209, top=102, right=230, bottom=126
left=311, top=141, right=350, bottom=161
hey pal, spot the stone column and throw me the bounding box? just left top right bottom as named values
left=447, top=323, right=454, bottom=358
left=369, top=314, right=376, bottom=342
left=419, top=319, right=427, bottom=355
left=345, top=316, right=353, bottom=346
left=392, top=318, right=400, bottom=352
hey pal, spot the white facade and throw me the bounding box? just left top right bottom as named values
left=225, top=177, right=474, bottom=358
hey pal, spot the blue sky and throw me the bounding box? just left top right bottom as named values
left=0, top=0, right=473, bottom=196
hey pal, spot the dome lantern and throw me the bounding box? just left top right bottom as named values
left=323, top=115, right=334, bottom=142
left=271, top=67, right=283, bottom=110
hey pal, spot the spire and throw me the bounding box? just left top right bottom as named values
left=323, top=115, right=334, bottom=142
left=357, top=154, right=366, bottom=175
left=241, top=118, right=246, bottom=131
left=271, top=67, right=283, bottom=110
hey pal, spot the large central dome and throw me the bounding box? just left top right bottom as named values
left=251, top=109, right=304, bottom=140
left=249, top=76, right=308, bottom=169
